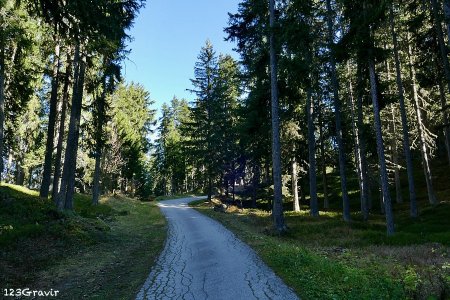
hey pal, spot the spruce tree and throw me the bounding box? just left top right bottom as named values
left=188, top=40, right=218, bottom=202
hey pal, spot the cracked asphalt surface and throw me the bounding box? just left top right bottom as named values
left=136, top=197, right=299, bottom=300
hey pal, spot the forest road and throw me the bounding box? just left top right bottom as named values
left=136, top=197, right=299, bottom=300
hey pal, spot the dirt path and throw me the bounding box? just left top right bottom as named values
left=136, top=197, right=299, bottom=300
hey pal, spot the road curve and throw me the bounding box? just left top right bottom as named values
left=136, top=197, right=299, bottom=300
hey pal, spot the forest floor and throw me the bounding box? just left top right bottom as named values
left=191, top=161, right=450, bottom=300
left=0, top=184, right=166, bottom=299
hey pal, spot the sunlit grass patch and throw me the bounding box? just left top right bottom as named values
left=318, top=210, right=341, bottom=218
left=1, top=183, right=39, bottom=196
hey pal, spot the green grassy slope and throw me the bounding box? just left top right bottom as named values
left=191, top=160, right=450, bottom=299
left=0, top=184, right=166, bottom=299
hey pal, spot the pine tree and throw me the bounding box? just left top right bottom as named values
left=215, top=55, right=241, bottom=198
left=111, top=82, right=155, bottom=196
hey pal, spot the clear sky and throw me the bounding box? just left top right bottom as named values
left=122, top=0, right=241, bottom=112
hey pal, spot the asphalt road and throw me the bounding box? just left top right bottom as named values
left=136, top=197, right=299, bottom=300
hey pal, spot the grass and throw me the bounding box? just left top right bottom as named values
left=0, top=184, right=166, bottom=299
left=155, top=193, right=203, bottom=201
left=190, top=160, right=450, bottom=300
left=192, top=201, right=449, bottom=299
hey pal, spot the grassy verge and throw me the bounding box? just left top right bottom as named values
left=190, top=198, right=450, bottom=299
left=155, top=193, right=203, bottom=201
left=0, top=184, right=166, bottom=299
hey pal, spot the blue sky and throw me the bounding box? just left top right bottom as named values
left=122, top=0, right=241, bottom=112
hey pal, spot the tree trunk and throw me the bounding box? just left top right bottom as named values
left=442, top=0, right=450, bottom=166
left=318, top=105, right=329, bottom=210
left=28, top=167, right=34, bottom=188
left=307, top=88, right=319, bottom=217
left=225, top=172, right=229, bottom=199
left=390, top=106, right=403, bottom=204
left=5, top=152, right=13, bottom=183
left=438, top=80, right=450, bottom=165
left=64, top=51, right=86, bottom=209
left=368, top=54, right=395, bottom=236
left=356, top=65, right=371, bottom=217
left=251, top=164, right=259, bottom=208
left=379, top=183, right=385, bottom=215
left=292, top=155, right=300, bottom=212
left=349, top=62, right=368, bottom=220
left=92, top=140, right=102, bottom=205
left=184, top=166, right=188, bottom=194
left=432, top=0, right=450, bottom=165
left=15, top=163, right=25, bottom=186
left=383, top=43, right=403, bottom=206
left=232, top=175, right=236, bottom=203
left=269, top=0, right=286, bottom=232
left=321, top=162, right=329, bottom=210
left=52, top=50, right=72, bottom=201
left=207, top=176, right=212, bottom=202
left=56, top=44, right=86, bottom=210
left=231, top=161, right=236, bottom=202
left=55, top=45, right=80, bottom=209
left=40, top=41, right=61, bottom=198
left=407, top=39, right=439, bottom=206
left=389, top=4, right=418, bottom=217
left=299, top=177, right=306, bottom=204
left=432, top=0, right=450, bottom=93
left=326, top=0, right=350, bottom=222
left=92, top=74, right=107, bottom=205
left=0, top=34, right=5, bottom=181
